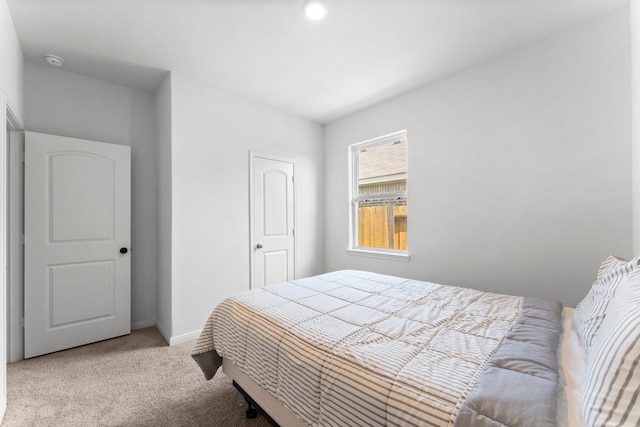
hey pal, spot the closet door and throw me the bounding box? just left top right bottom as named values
left=250, top=152, right=295, bottom=289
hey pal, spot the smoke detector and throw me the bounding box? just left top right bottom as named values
left=42, top=54, right=64, bottom=67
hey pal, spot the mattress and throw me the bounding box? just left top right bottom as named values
left=193, top=270, right=564, bottom=426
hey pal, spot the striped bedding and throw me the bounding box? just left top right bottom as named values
left=192, top=270, right=562, bottom=427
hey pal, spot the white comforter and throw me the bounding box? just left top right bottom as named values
left=193, top=270, right=526, bottom=426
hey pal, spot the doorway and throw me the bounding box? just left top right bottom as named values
left=6, top=103, right=23, bottom=363
left=3, top=93, right=24, bottom=422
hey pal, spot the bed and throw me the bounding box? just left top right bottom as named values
left=192, top=262, right=640, bottom=427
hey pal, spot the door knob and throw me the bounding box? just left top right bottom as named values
left=256, top=243, right=263, bottom=249
left=120, top=247, right=128, bottom=254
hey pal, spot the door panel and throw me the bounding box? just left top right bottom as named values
left=263, top=170, right=288, bottom=236
left=51, top=153, right=114, bottom=241
left=263, top=250, right=288, bottom=286
left=24, top=132, right=131, bottom=358
left=49, top=261, right=114, bottom=327
left=251, top=153, right=295, bottom=289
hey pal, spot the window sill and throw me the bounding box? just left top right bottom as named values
left=346, top=248, right=411, bottom=262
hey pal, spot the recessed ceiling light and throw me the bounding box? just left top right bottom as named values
left=303, top=0, right=327, bottom=21
left=42, top=54, right=64, bottom=67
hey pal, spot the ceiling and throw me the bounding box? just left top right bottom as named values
left=7, top=0, right=629, bottom=124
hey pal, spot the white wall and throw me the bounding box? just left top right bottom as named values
left=632, top=2, right=640, bottom=256
left=0, top=0, right=24, bottom=122
left=324, top=8, right=631, bottom=307
left=24, top=63, right=160, bottom=329
left=169, top=73, right=324, bottom=339
left=155, top=73, right=172, bottom=338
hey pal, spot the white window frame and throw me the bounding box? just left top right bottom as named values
left=347, top=130, right=410, bottom=261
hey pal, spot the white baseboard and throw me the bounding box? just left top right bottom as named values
left=132, top=320, right=202, bottom=347
left=131, top=319, right=156, bottom=330
left=168, top=329, right=202, bottom=346
left=154, top=321, right=170, bottom=345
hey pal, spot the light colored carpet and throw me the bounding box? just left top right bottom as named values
left=2, top=327, right=273, bottom=427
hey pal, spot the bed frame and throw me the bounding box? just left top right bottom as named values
left=231, top=381, right=274, bottom=424
left=223, top=358, right=305, bottom=427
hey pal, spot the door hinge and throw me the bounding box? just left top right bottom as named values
left=292, top=228, right=295, bottom=236
left=21, top=151, right=25, bottom=162
left=21, top=317, right=24, bottom=328
left=21, top=234, right=25, bottom=245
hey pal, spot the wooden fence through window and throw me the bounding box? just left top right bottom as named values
left=358, top=204, right=407, bottom=250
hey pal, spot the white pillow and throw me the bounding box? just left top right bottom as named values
left=595, top=255, right=628, bottom=281
left=581, top=269, right=640, bottom=426
left=573, top=255, right=639, bottom=349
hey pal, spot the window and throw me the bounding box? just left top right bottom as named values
left=349, top=131, right=408, bottom=259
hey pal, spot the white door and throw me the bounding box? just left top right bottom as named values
left=250, top=152, right=295, bottom=289
left=24, top=132, right=131, bottom=358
